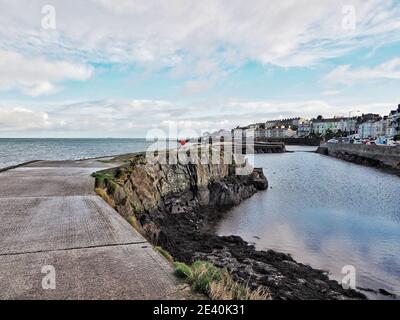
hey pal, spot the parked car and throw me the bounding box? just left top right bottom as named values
left=361, top=139, right=371, bottom=144
left=375, top=137, right=387, bottom=145
left=387, top=139, right=400, bottom=146
left=327, top=139, right=339, bottom=144
left=353, top=139, right=362, bottom=144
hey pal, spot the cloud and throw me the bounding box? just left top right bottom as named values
left=324, top=58, right=400, bottom=85
left=0, top=107, right=50, bottom=130
left=0, top=0, right=398, bottom=100
left=1, top=98, right=396, bottom=137
left=0, top=1, right=399, bottom=135
left=181, top=80, right=210, bottom=95
left=0, top=50, right=93, bottom=96
left=322, top=90, right=341, bottom=96
left=0, top=99, right=183, bottom=136
left=1, top=0, right=399, bottom=74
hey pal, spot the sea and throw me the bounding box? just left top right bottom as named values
left=0, top=138, right=161, bottom=169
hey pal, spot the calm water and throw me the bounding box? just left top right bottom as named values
left=0, top=138, right=159, bottom=169
left=216, top=146, right=400, bottom=299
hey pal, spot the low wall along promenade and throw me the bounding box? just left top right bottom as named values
left=257, top=137, right=321, bottom=146
left=317, top=144, right=400, bottom=174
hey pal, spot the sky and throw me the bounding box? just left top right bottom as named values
left=0, top=0, right=400, bottom=138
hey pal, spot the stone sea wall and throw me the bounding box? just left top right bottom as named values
left=257, top=137, right=321, bottom=146
left=317, top=144, right=400, bottom=174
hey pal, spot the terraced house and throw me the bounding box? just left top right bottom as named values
left=358, top=105, right=400, bottom=139
left=310, top=117, right=357, bottom=136
left=386, top=106, right=400, bottom=138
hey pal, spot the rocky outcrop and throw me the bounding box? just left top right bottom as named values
left=95, top=152, right=365, bottom=300
left=96, top=154, right=266, bottom=220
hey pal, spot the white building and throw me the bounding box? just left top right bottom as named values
left=373, top=118, right=387, bottom=138
left=359, top=121, right=374, bottom=139
left=358, top=107, right=399, bottom=139
left=265, top=127, right=296, bottom=138
left=265, top=120, right=278, bottom=129
left=248, top=118, right=304, bottom=139
left=297, top=121, right=311, bottom=137
left=311, top=117, right=357, bottom=136
left=386, top=108, right=400, bottom=138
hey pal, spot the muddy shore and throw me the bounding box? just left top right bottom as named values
left=141, top=188, right=365, bottom=300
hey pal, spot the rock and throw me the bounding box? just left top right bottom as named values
left=250, top=168, right=268, bottom=190
left=113, top=185, right=126, bottom=205
left=117, top=200, right=132, bottom=218
left=197, top=186, right=210, bottom=206
left=379, top=288, right=396, bottom=298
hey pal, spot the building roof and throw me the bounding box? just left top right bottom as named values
left=311, top=117, right=354, bottom=123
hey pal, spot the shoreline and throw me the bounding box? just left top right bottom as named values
left=94, top=152, right=367, bottom=300
left=0, top=140, right=318, bottom=171
left=152, top=202, right=367, bottom=300
left=5, top=149, right=395, bottom=299
left=0, top=160, right=42, bottom=173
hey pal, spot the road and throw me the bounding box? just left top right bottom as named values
left=0, top=159, right=185, bottom=299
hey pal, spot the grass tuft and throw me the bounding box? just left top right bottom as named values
left=209, top=271, right=270, bottom=300
left=91, top=171, right=114, bottom=182
left=92, top=172, right=115, bottom=189
left=155, top=246, right=174, bottom=263
left=107, top=180, right=119, bottom=195
left=190, top=261, right=222, bottom=293
left=174, top=262, right=193, bottom=279
left=126, top=215, right=142, bottom=233
left=174, top=260, right=271, bottom=300
left=95, top=188, right=115, bottom=207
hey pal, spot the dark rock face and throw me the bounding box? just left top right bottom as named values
left=97, top=155, right=365, bottom=300
left=316, top=146, right=329, bottom=155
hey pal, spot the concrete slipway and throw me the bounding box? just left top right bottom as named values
left=0, top=160, right=186, bottom=299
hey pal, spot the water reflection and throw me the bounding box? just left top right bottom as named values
left=216, top=147, right=400, bottom=298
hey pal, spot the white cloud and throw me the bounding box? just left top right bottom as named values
left=0, top=1, right=399, bottom=135
left=0, top=50, right=93, bottom=96
left=1, top=0, right=399, bottom=73
left=1, top=99, right=396, bottom=137
left=0, top=107, right=50, bottom=130
left=324, top=58, right=400, bottom=85
left=181, top=80, right=210, bottom=95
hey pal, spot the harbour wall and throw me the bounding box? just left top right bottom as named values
left=316, top=144, right=400, bottom=174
